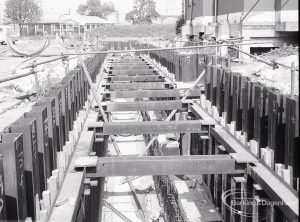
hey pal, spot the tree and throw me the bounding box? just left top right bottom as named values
left=125, top=0, right=160, bottom=24
left=77, top=0, right=115, bottom=19
left=175, top=17, right=184, bottom=35
left=5, top=0, right=42, bottom=36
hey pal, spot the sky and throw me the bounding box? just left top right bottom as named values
left=40, top=0, right=182, bottom=22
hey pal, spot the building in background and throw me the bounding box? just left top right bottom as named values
left=22, top=15, right=113, bottom=36
left=181, top=0, right=298, bottom=54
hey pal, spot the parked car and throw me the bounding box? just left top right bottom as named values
left=0, top=25, right=19, bottom=45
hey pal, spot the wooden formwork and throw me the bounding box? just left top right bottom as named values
left=0, top=54, right=106, bottom=221
left=146, top=46, right=299, bottom=221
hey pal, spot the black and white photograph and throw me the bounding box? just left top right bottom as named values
left=0, top=0, right=298, bottom=221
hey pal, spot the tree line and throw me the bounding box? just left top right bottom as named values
left=4, top=0, right=160, bottom=36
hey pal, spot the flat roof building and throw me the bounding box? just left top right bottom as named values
left=23, top=15, right=113, bottom=36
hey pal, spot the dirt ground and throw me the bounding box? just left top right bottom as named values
left=231, top=54, right=299, bottom=95
left=0, top=37, right=97, bottom=131
left=1, top=38, right=298, bottom=131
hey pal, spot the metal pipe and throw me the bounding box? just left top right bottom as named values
left=0, top=56, right=78, bottom=84
left=25, top=41, right=274, bottom=58
left=241, top=0, right=262, bottom=23
left=230, top=46, right=299, bottom=71
left=22, top=56, right=64, bottom=69
left=0, top=71, right=35, bottom=84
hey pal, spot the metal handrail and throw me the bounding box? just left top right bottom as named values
left=0, top=56, right=78, bottom=84
left=20, top=41, right=273, bottom=57
left=0, top=71, right=35, bottom=84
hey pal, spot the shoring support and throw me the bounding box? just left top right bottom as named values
left=138, top=69, right=206, bottom=156
left=104, top=88, right=202, bottom=99
left=102, top=100, right=186, bottom=112
left=88, top=120, right=208, bottom=135
left=107, top=75, right=163, bottom=82
left=104, top=82, right=169, bottom=90
left=86, top=155, right=236, bottom=177
left=68, top=34, right=147, bottom=221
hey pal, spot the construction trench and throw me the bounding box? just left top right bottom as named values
left=0, top=40, right=298, bottom=222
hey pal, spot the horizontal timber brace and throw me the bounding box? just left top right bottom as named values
left=104, top=82, right=174, bottom=90
left=102, top=100, right=187, bottom=112
left=110, top=65, right=153, bottom=70
left=110, top=59, right=145, bottom=63
left=109, top=70, right=156, bottom=75
left=83, top=155, right=236, bottom=177
left=107, top=75, right=163, bottom=82
left=109, top=64, right=150, bottom=68
left=248, top=163, right=299, bottom=221
left=104, top=89, right=202, bottom=99
left=88, top=120, right=209, bottom=135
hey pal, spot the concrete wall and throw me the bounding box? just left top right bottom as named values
left=182, top=0, right=298, bottom=38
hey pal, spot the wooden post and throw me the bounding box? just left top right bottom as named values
left=228, top=47, right=231, bottom=72
left=291, top=62, right=295, bottom=99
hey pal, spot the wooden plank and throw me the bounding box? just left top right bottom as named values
left=284, top=96, right=299, bottom=188
left=109, top=70, right=155, bottom=76
left=105, top=89, right=202, bottom=99
left=205, top=64, right=211, bottom=100
left=210, top=127, right=258, bottom=164
left=105, top=82, right=167, bottom=90
left=36, top=98, right=58, bottom=172
left=242, top=80, right=254, bottom=141
left=108, top=75, right=162, bottom=82
left=0, top=155, right=7, bottom=220
left=210, top=66, right=218, bottom=106
left=248, top=163, right=298, bottom=221
left=10, top=118, right=40, bottom=219
left=104, top=100, right=185, bottom=112
left=253, top=84, right=268, bottom=149
left=24, top=106, right=50, bottom=192
left=87, top=155, right=236, bottom=177
left=110, top=65, right=152, bottom=70
left=0, top=133, right=27, bottom=220
left=88, top=120, right=208, bottom=135
left=232, top=73, right=242, bottom=131
left=224, top=71, right=232, bottom=124
left=190, top=103, right=218, bottom=125
left=216, top=69, right=225, bottom=113
left=267, top=91, right=286, bottom=166
left=46, top=89, right=64, bottom=151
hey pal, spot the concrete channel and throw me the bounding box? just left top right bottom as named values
left=0, top=40, right=298, bottom=222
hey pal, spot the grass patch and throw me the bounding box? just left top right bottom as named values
left=89, top=24, right=177, bottom=40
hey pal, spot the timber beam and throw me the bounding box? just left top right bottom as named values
left=248, top=163, right=299, bottom=221
left=107, top=75, right=163, bottom=82
left=108, top=70, right=156, bottom=76
left=109, top=64, right=150, bottom=68
left=104, top=89, right=202, bottom=99
left=88, top=120, right=208, bottom=135
left=110, top=65, right=153, bottom=70
left=109, top=59, right=145, bottom=63
left=190, top=103, right=218, bottom=125
left=81, top=155, right=237, bottom=177
left=210, top=127, right=259, bottom=163
left=104, top=82, right=174, bottom=90
left=210, top=126, right=299, bottom=220
left=102, top=100, right=187, bottom=112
